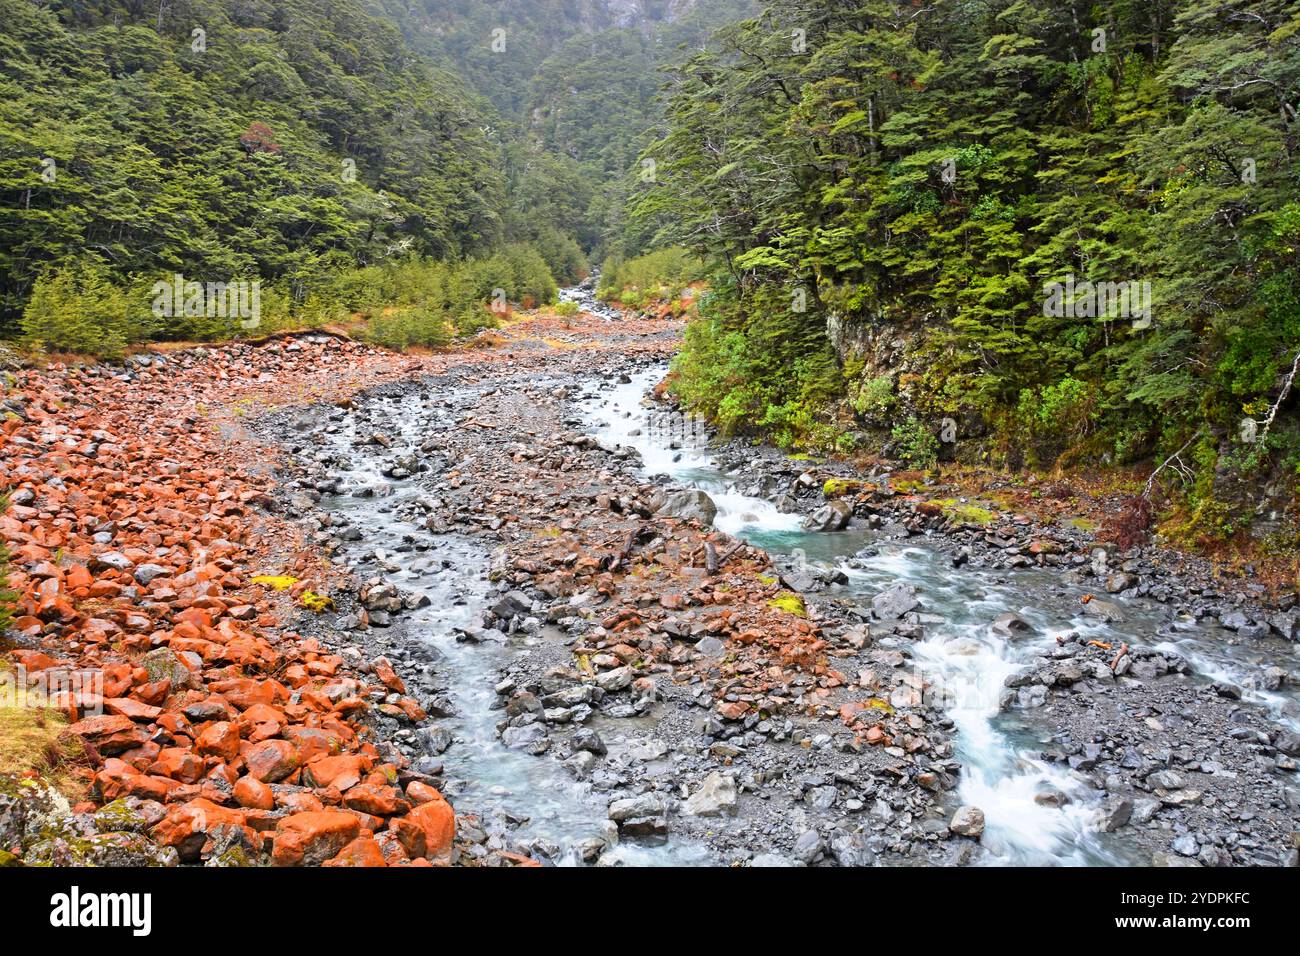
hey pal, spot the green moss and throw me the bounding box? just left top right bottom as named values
left=251, top=575, right=298, bottom=590
left=298, top=591, right=334, bottom=613
left=823, top=478, right=868, bottom=498
left=935, top=499, right=997, bottom=526
left=93, top=798, right=147, bottom=834
left=767, top=592, right=807, bottom=617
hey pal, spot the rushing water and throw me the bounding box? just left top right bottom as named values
left=307, top=386, right=710, bottom=866
left=580, top=366, right=1300, bottom=866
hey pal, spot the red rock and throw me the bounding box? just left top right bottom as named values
left=407, top=793, right=455, bottom=860
left=371, top=657, right=406, bottom=694
left=233, top=775, right=275, bottom=811
left=405, top=780, right=442, bottom=806
left=374, top=831, right=410, bottom=866
left=271, top=811, right=361, bottom=867
left=134, top=679, right=172, bottom=706
left=243, top=739, right=299, bottom=783
left=276, top=791, right=325, bottom=814
left=11, top=650, right=59, bottom=672
left=302, top=753, right=369, bottom=791
left=96, top=761, right=179, bottom=802
left=195, top=720, right=241, bottom=761
left=68, top=714, right=149, bottom=754
left=716, top=701, right=749, bottom=721
left=388, top=815, right=427, bottom=860
left=149, top=747, right=205, bottom=783
left=152, top=798, right=253, bottom=862
left=324, top=836, right=387, bottom=867
left=104, top=697, right=163, bottom=722
left=343, top=784, right=406, bottom=817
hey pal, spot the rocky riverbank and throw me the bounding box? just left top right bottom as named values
left=2, top=310, right=1297, bottom=867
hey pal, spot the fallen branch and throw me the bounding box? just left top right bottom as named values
left=1256, top=347, right=1300, bottom=446
left=704, top=541, right=719, bottom=575
left=1142, top=429, right=1203, bottom=499
left=602, top=528, right=639, bottom=572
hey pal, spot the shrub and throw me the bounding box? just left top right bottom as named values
left=890, top=417, right=939, bottom=468
left=852, top=374, right=896, bottom=420
left=19, top=264, right=153, bottom=357
left=598, top=247, right=704, bottom=302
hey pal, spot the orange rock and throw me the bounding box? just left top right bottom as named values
left=195, top=720, right=241, bottom=761
left=104, top=697, right=163, bottom=722
left=96, top=762, right=180, bottom=803
left=233, top=774, right=275, bottom=810
left=407, top=793, right=455, bottom=860
left=271, top=811, right=361, bottom=867
left=302, top=753, right=369, bottom=791
left=405, top=780, right=442, bottom=806
left=276, top=791, right=325, bottom=814
left=242, top=739, right=299, bottom=783
left=371, top=657, right=406, bottom=695
left=324, top=836, right=387, bottom=867
left=153, top=798, right=253, bottom=863
left=387, top=815, right=427, bottom=860
left=149, top=747, right=205, bottom=784
left=68, top=714, right=149, bottom=754
left=343, top=784, right=406, bottom=817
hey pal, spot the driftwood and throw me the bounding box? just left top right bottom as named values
left=603, top=528, right=639, bottom=572
left=689, top=538, right=747, bottom=575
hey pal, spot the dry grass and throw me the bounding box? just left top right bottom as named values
left=0, top=667, right=87, bottom=799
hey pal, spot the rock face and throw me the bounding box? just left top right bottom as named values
left=654, top=488, right=718, bottom=525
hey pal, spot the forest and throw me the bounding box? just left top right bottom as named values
left=635, top=0, right=1300, bottom=546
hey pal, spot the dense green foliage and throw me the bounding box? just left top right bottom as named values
left=640, top=0, right=1300, bottom=521
left=0, top=0, right=765, bottom=348
left=338, top=245, right=558, bottom=349
left=375, top=0, right=756, bottom=260
left=0, top=0, right=511, bottom=335
left=597, top=247, right=705, bottom=304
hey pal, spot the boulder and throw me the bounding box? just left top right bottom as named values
left=682, top=772, right=737, bottom=817
left=272, top=811, right=361, bottom=866
left=654, top=488, right=717, bottom=525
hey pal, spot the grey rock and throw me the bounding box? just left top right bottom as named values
left=654, top=488, right=718, bottom=525
left=793, top=829, right=823, bottom=864
left=683, top=772, right=737, bottom=817
left=133, top=563, right=171, bottom=585
left=1099, top=796, right=1133, bottom=832
left=949, top=805, right=985, bottom=838
left=802, top=499, right=853, bottom=532
left=608, top=792, right=665, bottom=823
left=1082, top=598, right=1125, bottom=623
left=990, top=612, right=1034, bottom=638
left=872, top=582, right=920, bottom=620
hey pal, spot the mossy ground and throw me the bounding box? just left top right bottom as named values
left=0, top=670, right=85, bottom=798
left=766, top=592, right=807, bottom=617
